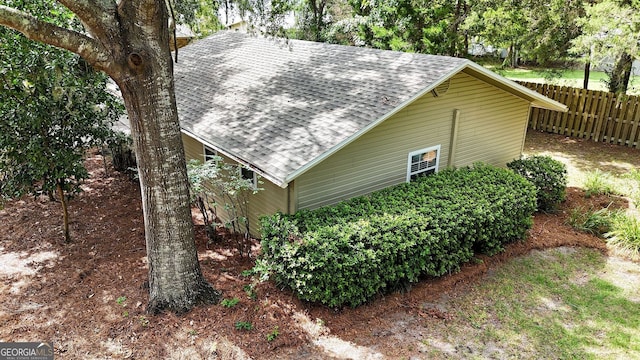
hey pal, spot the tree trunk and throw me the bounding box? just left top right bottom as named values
left=584, top=61, right=590, bottom=89
left=0, top=0, right=221, bottom=314
left=57, top=181, right=70, bottom=243
left=111, top=2, right=220, bottom=314
left=608, top=52, right=633, bottom=94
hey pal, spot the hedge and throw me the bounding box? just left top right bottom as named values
left=259, top=163, right=537, bottom=308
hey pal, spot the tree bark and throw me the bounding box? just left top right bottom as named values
left=608, top=52, right=633, bottom=94
left=57, top=181, right=70, bottom=243
left=584, top=61, right=590, bottom=89
left=111, top=1, right=221, bottom=314
left=0, top=2, right=221, bottom=313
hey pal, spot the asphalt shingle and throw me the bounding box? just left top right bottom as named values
left=174, top=31, right=468, bottom=186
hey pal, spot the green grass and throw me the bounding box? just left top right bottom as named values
left=481, top=65, right=640, bottom=95
left=607, top=214, right=640, bottom=261
left=584, top=170, right=618, bottom=198
left=420, top=248, right=640, bottom=359
left=565, top=207, right=620, bottom=237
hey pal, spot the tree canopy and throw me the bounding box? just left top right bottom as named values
left=571, top=0, right=640, bottom=93
left=0, top=1, right=122, bottom=241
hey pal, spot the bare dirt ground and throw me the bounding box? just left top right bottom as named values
left=0, top=132, right=637, bottom=359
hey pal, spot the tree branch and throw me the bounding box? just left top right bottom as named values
left=0, top=6, right=112, bottom=72
left=56, top=0, right=120, bottom=46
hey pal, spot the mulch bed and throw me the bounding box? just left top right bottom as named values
left=0, top=150, right=628, bottom=359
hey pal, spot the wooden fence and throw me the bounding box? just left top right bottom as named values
left=518, top=81, right=640, bottom=148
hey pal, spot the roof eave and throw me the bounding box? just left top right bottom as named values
left=284, top=61, right=568, bottom=184
left=283, top=62, right=469, bottom=184
left=181, top=128, right=289, bottom=189
left=461, top=62, right=568, bottom=112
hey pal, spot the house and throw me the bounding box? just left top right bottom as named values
left=170, top=24, right=196, bottom=51
left=173, top=31, right=567, bottom=236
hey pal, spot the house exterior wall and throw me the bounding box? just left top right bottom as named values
left=181, top=133, right=288, bottom=237
left=293, top=72, right=530, bottom=210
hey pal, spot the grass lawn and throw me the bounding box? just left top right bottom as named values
left=481, top=65, right=640, bottom=95
left=420, top=247, right=640, bottom=359
left=416, top=132, right=640, bottom=359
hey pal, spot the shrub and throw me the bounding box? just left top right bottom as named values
left=259, top=164, right=536, bottom=308
left=107, top=131, right=136, bottom=173
left=507, top=155, right=567, bottom=212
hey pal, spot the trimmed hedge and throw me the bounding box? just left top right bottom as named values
left=507, top=155, right=567, bottom=212
left=259, top=163, right=537, bottom=308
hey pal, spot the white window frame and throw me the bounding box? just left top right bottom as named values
left=203, top=145, right=218, bottom=162
left=406, top=145, right=441, bottom=182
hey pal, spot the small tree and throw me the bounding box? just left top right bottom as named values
left=187, top=157, right=263, bottom=257
left=187, top=158, right=221, bottom=242
left=0, top=10, right=122, bottom=242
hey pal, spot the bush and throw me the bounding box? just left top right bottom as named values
left=107, top=131, right=136, bottom=173
left=507, top=155, right=567, bottom=212
left=259, top=164, right=537, bottom=308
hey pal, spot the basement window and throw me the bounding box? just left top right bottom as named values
left=204, top=146, right=217, bottom=162
left=241, top=167, right=258, bottom=189
left=407, top=145, right=440, bottom=182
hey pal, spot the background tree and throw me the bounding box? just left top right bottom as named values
left=337, top=0, right=468, bottom=55
left=0, top=0, right=221, bottom=313
left=0, top=1, right=122, bottom=242
left=293, top=0, right=331, bottom=41
left=521, top=0, right=584, bottom=67
left=571, top=0, right=640, bottom=94
left=461, top=0, right=584, bottom=67
left=464, top=0, right=529, bottom=67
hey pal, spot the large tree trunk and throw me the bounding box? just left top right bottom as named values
left=112, top=2, right=220, bottom=314
left=0, top=1, right=220, bottom=314
left=608, top=52, right=633, bottom=94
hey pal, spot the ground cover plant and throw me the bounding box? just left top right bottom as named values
left=260, top=164, right=537, bottom=308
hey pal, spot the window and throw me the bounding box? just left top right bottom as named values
left=241, top=167, right=258, bottom=189
left=407, top=145, right=440, bottom=182
left=204, top=146, right=217, bottom=162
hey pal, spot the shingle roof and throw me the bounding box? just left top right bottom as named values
left=174, top=31, right=563, bottom=187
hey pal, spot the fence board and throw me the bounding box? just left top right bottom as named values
left=559, top=87, right=573, bottom=135
left=613, top=100, right=628, bottom=145
left=553, top=86, right=569, bottom=134
left=578, top=88, right=593, bottom=138
left=620, top=103, right=638, bottom=145
left=593, top=92, right=611, bottom=141
left=630, top=103, right=640, bottom=148
left=519, top=81, right=640, bottom=148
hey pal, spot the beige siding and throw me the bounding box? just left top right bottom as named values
left=183, top=132, right=206, bottom=162
left=181, top=133, right=288, bottom=237
left=295, top=72, right=530, bottom=210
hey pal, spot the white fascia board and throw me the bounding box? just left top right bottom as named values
left=180, top=129, right=289, bottom=189
left=463, top=62, right=568, bottom=112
